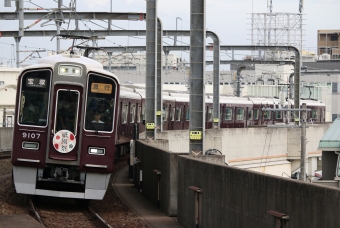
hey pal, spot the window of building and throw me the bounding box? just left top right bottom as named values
left=0, top=81, right=4, bottom=86
left=332, top=82, right=338, bottom=93
left=331, top=35, right=338, bottom=41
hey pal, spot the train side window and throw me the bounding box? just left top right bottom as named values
left=130, top=104, right=136, bottom=123
left=312, top=109, right=319, bottom=119
left=163, top=105, right=168, bottom=120
left=18, top=70, right=51, bottom=127
left=264, top=110, right=271, bottom=119
left=248, top=109, right=253, bottom=120
left=122, top=105, right=128, bottom=123
left=253, top=109, right=259, bottom=120
left=186, top=107, right=190, bottom=120
left=170, top=107, right=175, bottom=121
left=225, top=108, right=232, bottom=120
left=276, top=111, right=282, bottom=119
left=137, top=105, right=141, bottom=122
left=208, top=108, right=213, bottom=121
left=236, top=108, right=244, bottom=120
left=175, top=107, right=181, bottom=121
left=142, top=104, right=145, bottom=121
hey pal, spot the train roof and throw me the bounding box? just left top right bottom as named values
left=20, top=54, right=119, bottom=83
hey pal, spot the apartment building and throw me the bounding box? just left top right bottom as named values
left=317, top=30, right=340, bottom=59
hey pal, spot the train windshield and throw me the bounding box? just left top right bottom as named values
left=85, top=74, right=117, bottom=132
left=55, top=90, right=79, bottom=134
left=18, top=70, right=51, bottom=127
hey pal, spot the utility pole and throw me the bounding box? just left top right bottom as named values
left=263, top=104, right=310, bottom=181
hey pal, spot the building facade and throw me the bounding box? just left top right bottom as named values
left=317, top=30, right=340, bottom=59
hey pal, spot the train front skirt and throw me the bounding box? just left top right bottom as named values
left=13, top=165, right=110, bottom=200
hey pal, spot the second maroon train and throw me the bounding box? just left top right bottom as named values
left=116, top=86, right=326, bottom=148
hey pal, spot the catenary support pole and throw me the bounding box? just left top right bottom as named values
left=56, top=0, right=62, bottom=53
left=14, top=37, right=21, bottom=68
left=294, top=51, right=301, bottom=125
left=145, top=0, right=157, bottom=139
left=189, top=0, right=206, bottom=155
left=300, top=103, right=307, bottom=181
left=107, top=52, right=112, bottom=72
left=156, top=19, right=163, bottom=133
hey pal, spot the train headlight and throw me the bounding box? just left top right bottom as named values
left=88, top=147, right=105, bottom=155
left=22, top=141, right=39, bottom=150
left=59, top=65, right=82, bottom=76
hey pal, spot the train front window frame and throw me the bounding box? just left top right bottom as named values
left=84, top=73, right=117, bottom=133
left=54, top=90, right=80, bottom=134
left=18, top=69, right=52, bottom=127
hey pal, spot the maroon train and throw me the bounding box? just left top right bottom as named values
left=116, top=87, right=326, bottom=152
left=12, top=54, right=120, bottom=199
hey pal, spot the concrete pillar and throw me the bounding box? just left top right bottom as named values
left=145, top=0, right=157, bottom=139
left=189, top=0, right=206, bottom=154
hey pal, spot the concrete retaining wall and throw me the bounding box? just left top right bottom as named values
left=135, top=140, right=188, bottom=216
left=177, top=155, right=340, bottom=228
left=0, top=127, right=13, bottom=151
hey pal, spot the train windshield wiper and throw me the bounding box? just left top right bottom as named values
left=86, top=115, right=98, bottom=135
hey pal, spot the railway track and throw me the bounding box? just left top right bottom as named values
left=0, top=151, right=11, bottom=159
left=28, top=196, right=112, bottom=228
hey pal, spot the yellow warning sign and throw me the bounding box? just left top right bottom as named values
left=146, top=123, right=155, bottom=130
left=190, top=131, right=202, bottom=140
left=91, top=83, right=112, bottom=94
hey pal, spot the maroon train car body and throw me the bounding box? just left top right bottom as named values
left=12, top=54, right=120, bottom=200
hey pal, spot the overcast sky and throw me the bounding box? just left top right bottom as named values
left=0, top=0, right=338, bottom=68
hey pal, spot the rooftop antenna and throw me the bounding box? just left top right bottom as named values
left=299, top=0, right=304, bottom=13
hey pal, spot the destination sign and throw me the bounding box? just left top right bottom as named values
left=91, top=83, right=112, bottom=94
left=26, top=78, right=47, bottom=88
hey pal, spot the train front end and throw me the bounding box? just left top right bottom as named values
left=11, top=54, right=120, bottom=200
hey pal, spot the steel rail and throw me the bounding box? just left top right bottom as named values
left=28, top=197, right=46, bottom=227
left=86, top=205, right=113, bottom=228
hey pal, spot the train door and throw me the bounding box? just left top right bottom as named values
left=183, top=105, right=189, bottom=129
left=162, top=103, right=169, bottom=130
left=206, top=105, right=213, bottom=129
left=127, top=102, right=136, bottom=138
left=169, top=105, right=175, bottom=130
left=173, top=105, right=183, bottom=130
left=48, top=85, right=82, bottom=160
